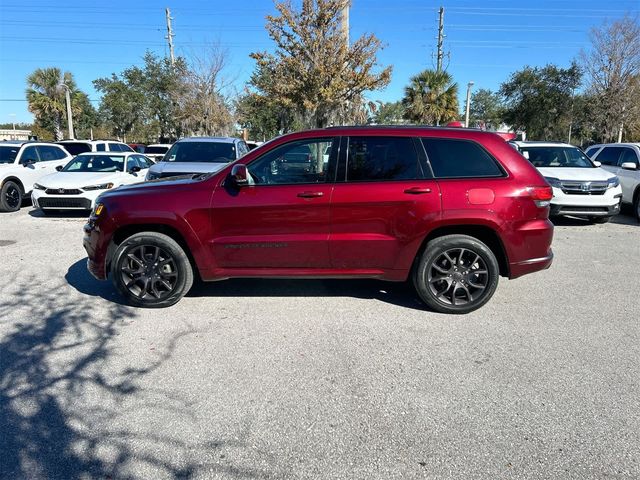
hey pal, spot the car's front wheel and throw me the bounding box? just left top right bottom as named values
left=110, top=232, right=193, bottom=308
left=413, top=234, right=500, bottom=314
left=0, top=180, right=23, bottom=212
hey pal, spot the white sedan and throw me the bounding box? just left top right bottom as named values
left=32, top=152, right=152, bottom=212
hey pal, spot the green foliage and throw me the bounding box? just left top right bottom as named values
left=402, top=69, right=459, bottom=125
left=249, top=0, right=391, bottom=129
left=469, top=89, right=505, bottom=130
left=500, top=63, right=581, bottom=141
left=25, top=67, right=93, bottom=141
left=236, top=91, right=298, bottom=141
left=373, top=101, right=406, bottom=125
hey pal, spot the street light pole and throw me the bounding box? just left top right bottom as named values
left=465, top=81, right=474, bottom=128
left=59, top=83, right=75, bottom=139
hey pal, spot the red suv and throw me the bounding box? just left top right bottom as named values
left=83, top=127, right=554, bottom=314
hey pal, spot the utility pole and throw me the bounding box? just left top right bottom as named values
left=165, top=7, right=175, bottom=67
left=59, top=83, right=74, bottom=139
left=341, top=3, right=349, bottom=48
left=436, top=6, right=445, bottom=72
left=465, top=81, right=474, bottom=128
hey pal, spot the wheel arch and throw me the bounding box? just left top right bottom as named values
left=108, top=223, right=201, bottom=280
left=1, top=176, right=25, bottom=193
left=415, top=224, right=510, bottom=277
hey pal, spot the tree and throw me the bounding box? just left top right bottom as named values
left=26, top=68, right=90, bottom=141
left=94, top=74, right=145, bottom=142
left=402, top=69, right=459, bottom=125
left=469, top=89, right=504, bottom=130
left=372, top=101, right=406, bottom=125
left=173, top=44, right=235, bottom=136
left=500, top=63, right=581, bottom=141
left=249, top=0, right=391, bottom=129
left=580, top=15, right=640, bottom=142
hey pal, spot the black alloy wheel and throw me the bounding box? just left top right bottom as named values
left=414, top=234, right=499, bottom=314
left=0, top=181, right=22, bottom=212
left=111, top=232, right=193, bottom=308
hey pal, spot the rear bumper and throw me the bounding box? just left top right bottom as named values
left=83, top=221, right=109, bottom=280
left=550, top=200, right=621, bottom=217
left=507, top=218, right=554, bottom=279
left=510, top=252, right=553, bottom=279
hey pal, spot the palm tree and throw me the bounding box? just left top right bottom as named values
left=26, top=68, right=76, bottom=140
left=402, top=69, right=459, bottom=125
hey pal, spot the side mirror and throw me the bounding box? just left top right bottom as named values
left=128, top=166, right=141, bottom=174
left=55, top=165, right=63, bottom=171
left=593, top=160, right=602, bottom=167
left=621, top=162, right=638, bottom=171
left=22, top=159, right=35, bottom=167
left=230, top=164, right=249, bottom=187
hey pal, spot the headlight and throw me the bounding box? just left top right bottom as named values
left=33, top=183, right=45, bottom=190
left=145, top=171, right=160, bottom=181
left=82, top=183, right=114, bottom=191
left=607, top=176, right=620, bottom=189
left=543, top=177, right=561, bottom=188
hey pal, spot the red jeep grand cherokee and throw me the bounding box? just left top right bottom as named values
left=83, top=126, right=554, bottom=314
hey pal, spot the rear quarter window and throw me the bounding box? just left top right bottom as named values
left=421, top=138, right=504, bottom=179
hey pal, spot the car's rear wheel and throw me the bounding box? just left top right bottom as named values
left=589, top=216, right=611, bottom=224
left=110, top=232, right=193, bottom=308
left=0, top=181, right=23, bottom=212
left=413, top=234, right=499, bottom=314
left=634, top=191, right=640, bottom=222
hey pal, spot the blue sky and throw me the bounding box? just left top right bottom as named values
left=0, top=0, right=638, bottom=124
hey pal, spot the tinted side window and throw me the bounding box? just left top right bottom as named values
left=422, top=138, right=503, bottom=178
left=20, top=145, right=40, bottom=163
left=37, top=145, right=66, bottom=161
left=137, top=155, right=153, bottom=168
left=96, top=143, right=106, bottom=152
left=594, top=147, right=624, bottom=166
left=120, top=143, right=134, bottom=152
left=620, top=148, right=639, bottom=167
left=248, top=138, right=334, bottom=185
left=346, top=136, right=422, bottom=182
left=108, top=143, right=123, bottom=152
left=585, top=147, right=600, bottom=158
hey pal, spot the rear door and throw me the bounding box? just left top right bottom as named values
left=210, top=136, right=338, bottom=269
left=618, top=147, right=640, bottom=202
left=36, top=145, right=71, bottom=174
left=329, top=135, right=441, bottom=271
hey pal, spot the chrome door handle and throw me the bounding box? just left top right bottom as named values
left=297, top=191, right=324, bottom=198
left=404, top=187, right=432, bottom=194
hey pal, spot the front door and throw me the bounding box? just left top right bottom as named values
left=210, top=137, right=338, bottom=269
left=330, top=135, right=441, bottom=271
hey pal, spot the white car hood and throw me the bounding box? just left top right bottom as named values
left=537, top=167, right=615, bottom=182
left=150, top=161, right=230, bottom=175
left=38, top=171, right=124, bottom=189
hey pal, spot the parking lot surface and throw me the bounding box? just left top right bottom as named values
left=1, top=208, right=639, bottom=479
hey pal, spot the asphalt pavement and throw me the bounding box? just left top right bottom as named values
left=0, top=207, right=638, bottom=479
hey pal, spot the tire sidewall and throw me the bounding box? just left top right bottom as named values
left=110, top=233, right=193, bottom=308
left=414, top=235, right=500, bottom=314
left=0, top=181, right=23, bottom=212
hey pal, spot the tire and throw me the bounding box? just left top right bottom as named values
left=589, top=216, right=611, bottom=224
left=634, top=192, right=640, bottom=222
left=0, top=180, right=23, bottom=212
left=413, top=234, right=500, bottom=314
left=110, top=232, right=193, bottom=308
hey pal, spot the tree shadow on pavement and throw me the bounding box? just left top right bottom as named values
left=65, top=257, right=426, bottom=312
left=0, top=276, right=276, bottom=479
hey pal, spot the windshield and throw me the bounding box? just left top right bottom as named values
left=164, top=141, right=236, bottom=163
left=145, top=146, right=169, bottom=154
left=519, top=146, right=595, bottom=168
left=62, top=154, right=124, bottom=172
left=58, top=142, right=92, bottom=156
left=0, top=146, right=19, bottom=163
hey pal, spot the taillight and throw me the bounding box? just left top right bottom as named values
left=526, top=186, right=553, bottom=208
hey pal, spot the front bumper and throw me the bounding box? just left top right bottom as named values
left=550, top=200, right=621, bottom=217
left=32, top=189, right=102, bottom=210
left=549, top=185, right=622, bottom=217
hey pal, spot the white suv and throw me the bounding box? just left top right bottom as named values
left=510, top=141, right=622, bottom=223
left=56, top=140, right=134, bottom=156
left=585, top=143, right=640, bottom=221
left=0, top=141, right=73, bottom=212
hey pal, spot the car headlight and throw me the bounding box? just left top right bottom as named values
left=145, top=171, right=160, bottom=181
left=33, top=183, right=45, bottom=190
left=543, top=177, right=561, bottom=188
left=607, top=176, right=620, bottom=189
left=82, top=183, right=114, bottom=191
